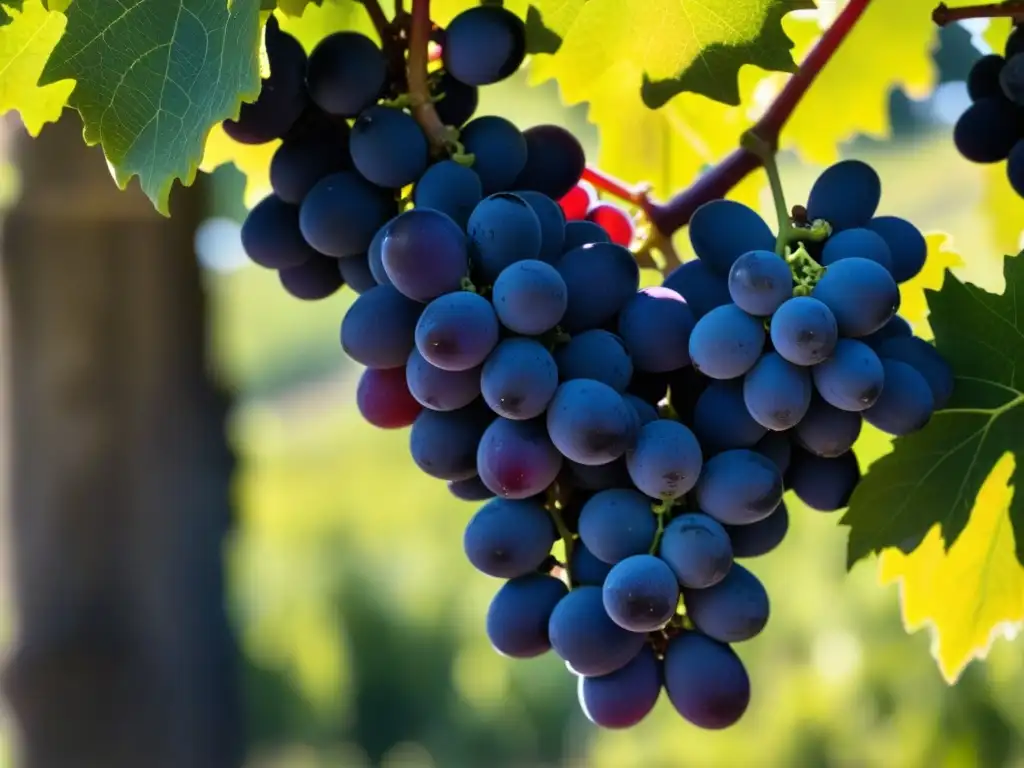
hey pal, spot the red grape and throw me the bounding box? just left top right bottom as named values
left=357, top=367, right=423, bottom=429
left=558, top=181, right=597, bottom=220
left=587, top=202, right=635, bottom=246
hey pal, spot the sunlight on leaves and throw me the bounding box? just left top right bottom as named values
left=199, top=123, right=278, bottom=208
left=39, top=0, right=263, bottom=214
left=898, top=232, right=963, bottom=340
left=0, top=0, right=72, bottom=136
left=879, top=453, right=1021, bottom=684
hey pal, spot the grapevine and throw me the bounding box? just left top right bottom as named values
left=2, top=0, right=1024, bottom=744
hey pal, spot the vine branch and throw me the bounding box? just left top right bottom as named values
left=408, top=0, right=451, bottom=154
left=932, top=1, right=1024, bottom=25
left=583, top=0, right=874, bottom=238
left=359, top=0, right=392, bottom=41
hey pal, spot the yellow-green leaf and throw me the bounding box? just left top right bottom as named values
left=763, top=0, right=939, bottom=164
left=878, top=452, right=1022, bottom=683
left=199, top=123, right=278, bottom=207
left=528, top=0, right=809, bottom=108
left=39, top=0, right=263, bottom=215
left=897, top=232, right=963, bottom=339
left=0, top=0, right=72, bottom=136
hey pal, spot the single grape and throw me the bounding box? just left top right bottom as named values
left=954, top=98, right=1024, bottom=163
left=563, top=220, right=612, bottom=250
left=463, top=498, right=556, bottom=579
left=794, top=396, right=863, bottom=457
left=279, top=254, right=345, bottom=300
left=349, top=106, right=429, bottom=189
left=861, top=314, right=912, bottom=348
left=241, top=195, right=318, bottom=269
left=617, top=287, right=696, bottom=372
left=1007, top=26, right=1024, bottom=58
left=769, top=296, right=838, bottom=366
left=743, top=352, right=813, bottom=431
left=866, top=216, right=927, bottom=283
left=812, top=339, right=885, bottom=412
left=968, top=54, right=1006, bottom=101
left=625, top=419, right=703, bottom=500
left=405, top=347, right=481, bottom=412
left=602, top=555, right=679, bottom=633
left=555, top=330, right=634, bottom=393
left=481, top=338, right=559, bottom=420
left=753, top=431, right=792, bottom=476
left=410, top=403, right=493, bottom=481
left=662, top=259, right=733, bottom=319
left=306, top=32, right=387, bottom=118
left=431, top=70, right=479, bottom=127
left=546, top=380, right=639, bottom=466
left=688, top=304, right=766, bottom=380
left=820, top=228, right=894, bottom=272
left=696, top=449, right=783, bottom=526
left=412, top=160, right=483, bottom=229
left=812, top=257, right=900, bottom=337
left=556, top=243, right=640, bottom=333
left=587, top=202, right=635, bottom=247
left=725, top=502, right=789, bottom=559
left=460, top=116, right=528, bottom=195
left=863, top=359, right=935, bottom=435
left=270, top=132, right=352, bottom=205
left=486, top=574, right=568, bottom=658
left=415, top=291, right=500, bottom=371
left=299, top=171, right=398, bottom=257
left=663, top=632, right=750, bottom=730
left=341, top=285, right=422, bottom=369
left=356, top=366, right=422, bottom=429
left=467, top=193, right=543, bottom=283
left=571, top=543, right=614, bottom=586
left=624, top=395, right=659, bottom=426
left=806, top=159, right=882, bottom=232
left=787, top=449, right=860, bottom=512
left=658, top=513, right=733, bottom=589
left=337, top=253, right=377, bottom=294
left=477, top=418, right=564, bottom=499
left=688, top=200, right=776, bottom=276
left=448, top=475, right=495, bottom=502
left=548, top=587, right=647, bottom=677
left=566, top=458, right=632, bottom=492
left=875, top=336, right=955, bottom=409
left=727, top=250, right=794, bottom=316
left=380, top=209, right=469, bottom=302
left=1001, top=52, right=1024, bottom=105
left=559, top=181, right=597, bottom=220
left=578, top=646, right=661, bottom=729
left=693, top=380, right=768, bottom=451
left=514, top=190, right=567, bottom=263
left=1010, top=138, right=1024, bottom=198
left=578, top=489, right=658, bottom=564
left=514, top=125, right=586, bottom=201
left=222, top=18, right=307, bottom=144
left=491, top=260, right=567, bottom=335
left=682, top=562, right=769, bottom=643
left=442, top=5, right=526, bottom=86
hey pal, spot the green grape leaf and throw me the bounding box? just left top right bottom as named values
left=39, top=0, right=263, bottom=215
left=0, top=0, right=73, bottom=135
left=527, top=0, right=811, bottom=107
left=843, top=254, right=1024, bottom=567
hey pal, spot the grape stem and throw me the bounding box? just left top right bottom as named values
left=932, top=1, right=1024, bottom=25
left=740, top=131, right=791, bottom=255
left=408, top=0, right=451, bottom=154
left=359, top=0, right=392, bottom=41
left=580, top=0, right=874, bottom=238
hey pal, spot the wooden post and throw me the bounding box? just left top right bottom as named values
left=0, top=116, right=243, bottom=768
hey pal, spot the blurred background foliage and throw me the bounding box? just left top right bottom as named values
left=4, top=13, right=1024, bottom=768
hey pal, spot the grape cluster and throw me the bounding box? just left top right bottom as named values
left=955, top=25, right=1024, bottom=197
left=234, top=12, right=955, bottom=734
